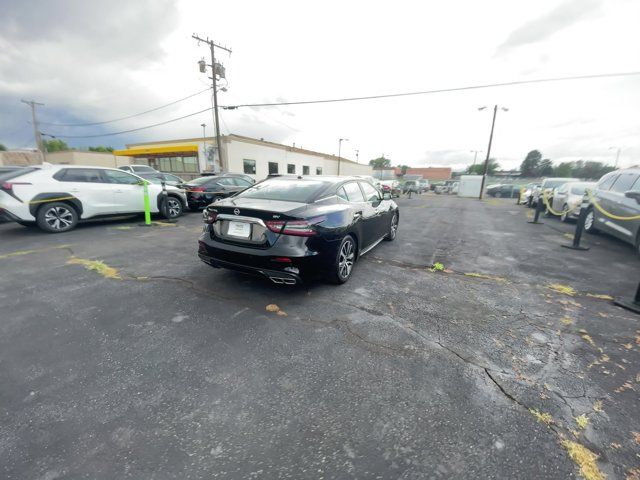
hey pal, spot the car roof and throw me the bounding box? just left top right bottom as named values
left=266, top=174, right=369, bottom=184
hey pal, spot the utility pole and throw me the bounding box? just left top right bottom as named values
left=193, top=34, right=231, bottom=172
left=355, top=149, right=359, bottom=163
left=478, top=105, right=508, bottom=200
left=21, top=99, right=45, bottom=153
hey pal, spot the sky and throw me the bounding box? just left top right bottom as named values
left=1, top=0, right=639, bottom=171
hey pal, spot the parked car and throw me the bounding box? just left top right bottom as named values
left=378, top=180, right=401, bottom=198
left=486, top=184, right=522, bottom=198
left=0, top=165, right=186, bottom=232
left=198, top=175, right=399, bottom=284
left=418, top=179, right=430, bottom=193
left=200, top=172, right=256, bottom=185
left=118, top=164, right=159, bottom=174
left=435, top=180, right=459, bottom=194
left=584, top=168, right=640, bottom=255
left=547, top=181, right=596, bottom=222
left=403, top=180, right=421, bottom=194
left=137, top=172, right=185, bottom=187
left=520, top=183, right=541, bottom=205
left=183, top=174, right=254, bottom=210
left=531, top=177, right=577, bottom=207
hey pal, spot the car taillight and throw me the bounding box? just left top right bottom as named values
left=382, top=185, right=390, bottom=191
left=1, top=181, right=31, bottom=191
left=203, top=209, right=218, bottom=224
left=265, top=216, right=326, bottom=237
left=189, top=186, right=206, bottom=192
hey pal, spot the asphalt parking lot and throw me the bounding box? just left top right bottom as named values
left=1, top=194, right=639, bottom=479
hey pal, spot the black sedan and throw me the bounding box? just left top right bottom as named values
left=183, top=175, right=253, bottom=210
left=198, top=176, right=399, bottom=284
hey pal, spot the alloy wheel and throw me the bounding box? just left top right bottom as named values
left=167, top=198, right=181, bottom=217
left=389, top=214, right=398, bottom=239
left=584, top=210, right=594, bottom=231
left=44, top=206, right=74, bottom=231
left=338, top=239, right=355, bottom=279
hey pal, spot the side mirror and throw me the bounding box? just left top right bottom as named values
left=625, top=191, right=640, bottom=204
left=382, top=192, right=392, bottom=200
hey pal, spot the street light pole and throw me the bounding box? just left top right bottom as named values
left=338, top=138, right=349, bottom=175
left=478, top=105, right=508, bottom=200
left=193, top=34, right=231, bottom=173
left=470, top=150, right=482, bottom=166
left=200, top=123, right=207, bottom=171
left=609, top=147, right=621, bottom=168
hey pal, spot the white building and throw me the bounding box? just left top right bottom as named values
left=114, top=134, right=373, bottom=180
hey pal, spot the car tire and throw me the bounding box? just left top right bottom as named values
left=583, top=207, right=598, bottom=234
left=162, top=196, right=183, bottom=219
left=327, top=235, right=356, bottom=284
left=384, top=212, right=398, bottom=241
left=36, top=202, right=78, bottom=233
left=560, top=204, right=570, bottom=223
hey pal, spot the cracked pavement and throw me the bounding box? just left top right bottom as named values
left=1, top=194, right=639, bottom=479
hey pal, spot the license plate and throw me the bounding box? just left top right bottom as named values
left=228, top=221, right=251, bottom=238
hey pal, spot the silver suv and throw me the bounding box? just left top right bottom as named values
left=584, top=168, right=640, bottom=255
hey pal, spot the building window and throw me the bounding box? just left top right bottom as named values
left=171, top=157, right=185, bottom=172
left=287, top=164, right=296, bottom=174
left=159, top=157, right=172, bottom=171
left=243, top=159, right=256, bottom=174
left=183, top=156, right=198, bottom=172
left=303, top=165, right=310, bottom=175
left=316, top=167, right=323, bottom=175
left=268, top=162, right=279, bottom=175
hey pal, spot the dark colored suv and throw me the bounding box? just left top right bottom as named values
left=183, top=174, right=254, bottom=210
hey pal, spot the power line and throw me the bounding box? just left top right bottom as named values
left=47, top=107, right=212, bottom=139
left=45, top=70, right=640, bottom=139
left=39, top=87, right=212, bottom=127
left=221, top=71, right=640, bottom=109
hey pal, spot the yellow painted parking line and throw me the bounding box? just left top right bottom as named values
left=0, top=244, right=72, bottom=260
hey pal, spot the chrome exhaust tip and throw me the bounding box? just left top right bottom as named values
left=269, top=276, right=297, bottom=285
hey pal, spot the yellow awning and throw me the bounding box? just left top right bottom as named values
left=113, top=145, right=199, bottom=157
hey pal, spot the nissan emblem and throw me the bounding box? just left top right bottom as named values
left=234, top=208, right=240, bottom=215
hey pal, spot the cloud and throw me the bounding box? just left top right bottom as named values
left=496, top=0, right=602, bottom=55
left=0, top=0, right=180, bottom=148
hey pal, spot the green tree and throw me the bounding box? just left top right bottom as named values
left=0, top=143, right=7, bottom=151
left=520, top=150, right=542, bottom=177
left=397, top=164, right=409, bottom=175
left=537, top=158, right=554, bottom=176
left=467, top=158, right=499, bottom=175
left=554, top=162, right=574, bottom=177
left=369, top=156, right=391, bottom=169
left=575, top=161, right=615, bottom=180
left=88, top=146, right=114, bottom=153
left=43, top=139, right=69, bottom=152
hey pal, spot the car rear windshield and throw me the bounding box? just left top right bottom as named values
left=236, top=179, right=330, bottom=203
left=188, top=176, right=215, bottom=185
left=0, top=168, right=38, bottom=182
left=544, top=179, right=573, bottom=188
left=571, top=184, right=592, bottom=195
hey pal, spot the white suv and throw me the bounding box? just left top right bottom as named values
left=0, top=165, right=186, bottom=233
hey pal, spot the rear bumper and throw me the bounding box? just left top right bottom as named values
left=198, top=252, right=303, bottom=284
left=198, top=233, right=332, bottom=284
